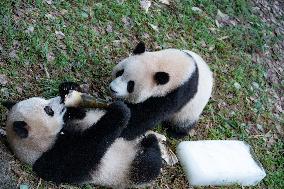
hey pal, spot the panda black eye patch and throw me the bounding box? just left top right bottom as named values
left=127, top=81, right=135, bottom=93
left=44, top=106, right=54, bottom=116
left=116, top=69, right=124, bottom=78
left=154, top=72, right=170, bottom=85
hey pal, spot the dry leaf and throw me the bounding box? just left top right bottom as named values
left=140, top=0, right=151, bottom=13
left=192, top=7, right=202, bottom=13
left=45, top=0, right=52, bottom=5
left=45, top=13, right=55, bottom=20
left=55, top=31, right=65, bottom=39
left=216, top=9, right=230, bottom=22
left=200, top=40, right=207, bottom=48
left=149, top=23, right=159, bottom=32
left=215, top=9, right=237, bottom=27
left=60, top=9, right=68, bottom=15
left=208, top=45, right=215, bottom=51
left=122, top=16, right=132, bottom=28
left=116, top=0, right=124, bottom=4
left=159, top=0, right=170, bottom=5
left=275, top=124, right=284, bottom=136
left=218, top=36, right=229, bottom=40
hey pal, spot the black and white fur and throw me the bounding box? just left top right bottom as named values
left=3, top=83, right=162, bottom=188
left=110, top=42, right=213, bottom=139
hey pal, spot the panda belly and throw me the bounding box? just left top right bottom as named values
left=166, top=50, right=213, bottom=135
left=91, top=138, right=139, bottom=187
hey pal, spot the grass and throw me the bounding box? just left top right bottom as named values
left=0, top=0, right=283, bottom=188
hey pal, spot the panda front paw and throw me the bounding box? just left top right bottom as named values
left=108, top=101, right=131, bottom=128
left=140, top=134, right=159, bottom=148
left=59, top=82, right=81, bottom=101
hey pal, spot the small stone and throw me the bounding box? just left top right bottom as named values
left=256, top=124, right=264, bottom=132
left=25, top=26, right=34, bottom=33
left=192, top=7, right=202, bottom=13
left=106, top=24, right=113, bottom=33
left=16, top=86, right=23, bottom=94
left=189, top=129, right=196, bottom=137
left=116, top=0, right=124, bottom=4
left=252, top=82, right=260, bottom=89
left=112, top=40, right=121, bottom=47
left=142, top=32, right=150, bottom=39
left=81, top=12, right=89, bottom=18
left=9, top=50, right=18, bottom=59
left=234, top=82, right=241, bottom=90
left=0, top=74, right=8, bottom=85
left=0, top=88, right=9, bottom=97
left=13, top=40, right=20, bottom=49
left=0, top=128, right=6, bottom=136
left=200, top=40, right=206, bottom=48
left=47, top=52, right=55, bottom=62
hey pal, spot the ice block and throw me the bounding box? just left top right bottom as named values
left=176, top=140, right=266, bottom=186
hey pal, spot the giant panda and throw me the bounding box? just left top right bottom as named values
left=110, top=42, right=213, bottom=139
left=3, top=83, right=162, bottom=188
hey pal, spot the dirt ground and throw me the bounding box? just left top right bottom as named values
left=0, top=142, right=16, bottom=189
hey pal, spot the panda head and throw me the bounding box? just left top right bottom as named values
left=110, top=42, right=197, bottom=103
left=3, top=97, right=66, bottom=164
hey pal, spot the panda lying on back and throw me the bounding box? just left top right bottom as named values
left=110, top=42, right=213, bottom=139
left=3, top=83, right=162, bottom=188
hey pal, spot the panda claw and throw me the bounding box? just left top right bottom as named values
left=59, top=82, right=81, bottom=101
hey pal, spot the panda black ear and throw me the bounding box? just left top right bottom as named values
left=154, top=72, right=170, bottom=85
left=1, top=101, right=17, bottom=110
left=13, top=121, right=28, bottom=138
left=133, top=42, right=146, bottom=55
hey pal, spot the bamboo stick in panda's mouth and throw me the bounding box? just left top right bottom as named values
left=64, top=90, right=109, bottom=109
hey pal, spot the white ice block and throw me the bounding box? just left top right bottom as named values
left=177, top=140, right=266, bottom=186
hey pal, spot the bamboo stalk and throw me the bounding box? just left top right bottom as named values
left=65, top=90, right=109, bottom=109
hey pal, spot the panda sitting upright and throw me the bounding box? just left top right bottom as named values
left=110, top=42, right=213, bottom=139
left=3, top=82, right=162, bottom=188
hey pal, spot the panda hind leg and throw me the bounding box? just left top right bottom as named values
left=129, top=134, right=162, bottom=186
left=163, top=119, right=197, bottom=138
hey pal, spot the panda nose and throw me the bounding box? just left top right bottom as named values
left=110, top=87, right=117, bottom=93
